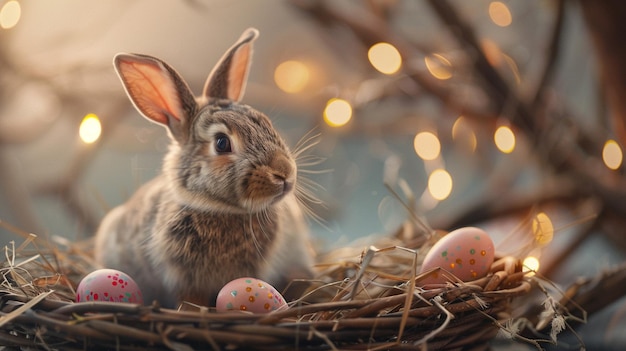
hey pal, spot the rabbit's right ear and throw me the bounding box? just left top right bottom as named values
left=114, top=53, right=197, bottom=142
left=203, top=28, right=259, bottom=102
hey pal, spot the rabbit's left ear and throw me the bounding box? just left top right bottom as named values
left=114, top=53, right=197, bottom=143
left=203, top=28, right=259, bottom=102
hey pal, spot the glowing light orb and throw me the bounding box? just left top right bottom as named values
left=532, top=212, right=554, bottom=246
left=323, top=98, right=352, bottom=127
left=274, top=60, right=310, bottom=94
left=424, top=54, right=453, bottom=80
left=413, top=132, right=441, bottom=161
left=494, top=125, right=515, bottom=153
left=368, top=42, right=402, bottom=75
left=452, top=116, right=477, bottom=153
left=0, top=0, right=21, bottom=29
left=602, top=139, right=623, bottom=170
left=79, top=113, right=102, bottom=144
left=428, top=169, right=453, bottom=201
left=523, top=256, right=539, bottom=276
left=489, top=1, right=512, bottom=27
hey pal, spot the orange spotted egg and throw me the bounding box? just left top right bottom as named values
left=216, top=277, right=287, bottom=313
left=419, top=227, right=495, bottom=285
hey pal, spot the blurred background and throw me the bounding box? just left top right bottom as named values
left=1, top=0, right=625, bottom=349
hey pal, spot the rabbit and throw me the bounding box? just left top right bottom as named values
left=94, top=28, right=315, bottom=308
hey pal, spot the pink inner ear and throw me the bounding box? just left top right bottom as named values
left=118, top=60, right=184, bottom=125
left=227, top=43, right=251, bottom=102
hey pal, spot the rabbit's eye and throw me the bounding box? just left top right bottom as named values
left=215, top=134, right=232, bottom=154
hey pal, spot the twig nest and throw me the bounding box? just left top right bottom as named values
left=419, top=227, right=495, bottom=285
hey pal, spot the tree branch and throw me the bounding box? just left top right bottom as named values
left=580, top=0, right=626, bottom=147
left=531, top=0, right=566, bottom=111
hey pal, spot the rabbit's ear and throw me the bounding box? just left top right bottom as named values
left=203, top=28, right=259, bottom=102
left=114, top=53, right=196, bottom=142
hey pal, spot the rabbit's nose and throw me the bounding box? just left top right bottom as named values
left=283, top=179, right=294, bottom=193
left=271, top=172, right=293, bottom=192
left=270, top=169, right=294, bottom=193
left=269, top=152, right=295, bottom=181
left=268, top=152, right=296, bottom=198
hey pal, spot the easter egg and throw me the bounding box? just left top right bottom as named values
left=76, top=269, right=143, bottom=304
left=419, top=227, right=495, bottom=285
left=216, top=277, right=287, bottom=313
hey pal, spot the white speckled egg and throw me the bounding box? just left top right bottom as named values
left=216, top=277, right=287, bottom=313
left=419, top=227, right=495, bottom=285
left=76, top=269, right=143, bottom=304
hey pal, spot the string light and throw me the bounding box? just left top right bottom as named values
left=522, top=256, right=539, bottom=276
left=502, top=54, right=521, bottom=85
left=424, top=54, right=453, bottom=80
left=274, top=60, right=310, bottom=94
left=413, top=132, right=441, bottom=161
left=488, top=1, right=512, bottom=27
left=368, top=42, right=402, bottom=75
left=79, top=113, right=102, bottom=144
left=481, top=39, right=502, bottom=67
left=452, top=116, right=477, bottom=153
left=494, top=125, right=515, bottom=153
left=428, top=169, right=453, bottom=201
left=323, top=98, right=352, bottom=127
left=532, top=212, right=554, bottom=246
left=0, top=0, right=21, bottom=29
left=602, top=139, right=623, bottom=170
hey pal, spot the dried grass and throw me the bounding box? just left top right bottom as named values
left=0, top=217, right=578, bottom=350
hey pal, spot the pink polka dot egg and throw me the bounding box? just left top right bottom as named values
left=216, top=277, right=287, bottom=313
left=419, top=227, right=495, bottom=285
left=76, top=268, right=143, bottom=304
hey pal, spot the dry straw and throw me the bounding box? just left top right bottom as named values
left=0, top=217, right=558, bottom=351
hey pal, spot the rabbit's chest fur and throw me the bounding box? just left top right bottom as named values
left=152, top=196, right=279, bottom=302
left=96, top=176, right=298, bottom=307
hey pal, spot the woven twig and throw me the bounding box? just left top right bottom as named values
left=0, top=283, right=528, bottom=350
left=0, top=229, right=539, bottom=351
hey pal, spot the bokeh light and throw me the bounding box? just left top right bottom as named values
left=79, top=113, right=102, bottom=144
left=323, top=98, right=352, bottom=127
left=413, top=132, right=441, bottom=161
left=452, top=116, right=477, bottom=153
left=0, top=0, right=21, bottom=29
left=428, top=169, right=453, bottom=201
left=523, top=256, right=540, bottom=276
left=424, top=54, right=453, bottom=80
left=494, top=125, right=515, bottom=153
left=274, top=60, right=310, bottom=94
left=368, top=42, right=402, bottom=75
left=532, top=212, right=554, bottom=246
left=481, top=39, right=502, bottom=67
left=602, top=139, right=623, bottom=170
left=489, top=1, right=512, bottom=27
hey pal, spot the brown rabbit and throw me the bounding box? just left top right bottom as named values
left=95, top=28, right=315, bottom=308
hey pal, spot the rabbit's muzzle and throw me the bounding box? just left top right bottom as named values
left=244, top=151, right=296, bottom=207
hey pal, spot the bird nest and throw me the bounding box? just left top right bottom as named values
left=0, top=224, right=544, bottom=351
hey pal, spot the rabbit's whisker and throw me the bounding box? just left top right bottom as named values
left=295, top=155, right=327, bottom=167
left=292, top=129, right=321, bottom=158
left=248, top=213, right=272, bottom=267
left=259, top=210, right=273, bottom=241
left=295, top=184, right=326, bottom=227
left=291, top=128, right=328, bottom=228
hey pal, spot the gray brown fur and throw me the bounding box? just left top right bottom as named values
left=94, top=28, right=314, bottom=308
